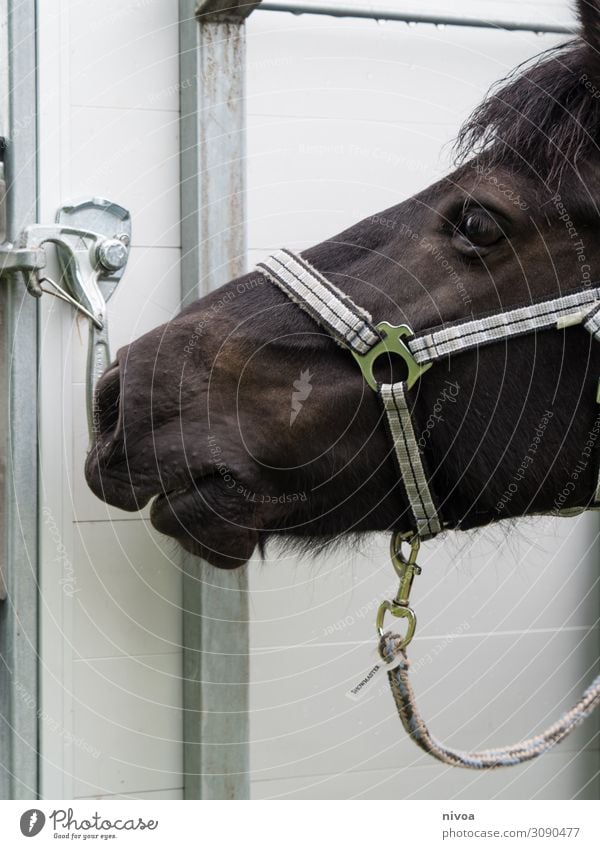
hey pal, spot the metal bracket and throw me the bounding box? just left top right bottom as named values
left=196, top=0, right=262, bottom=22
left=0, top=191, right=131, bottom=440
left=352, top=321, right=432, bottom=391
left=376, top=532, right=422, bottom=646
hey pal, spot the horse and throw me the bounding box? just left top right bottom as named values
left=85, top=1, right=600, bottom=573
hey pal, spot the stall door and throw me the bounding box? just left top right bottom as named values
left=37, top=0, right=184, bottom=800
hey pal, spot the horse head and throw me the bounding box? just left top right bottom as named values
left=85, top=2, right=600, bottom=568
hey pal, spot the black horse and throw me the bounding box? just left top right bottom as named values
left=86, top=1, right=600, bottom=569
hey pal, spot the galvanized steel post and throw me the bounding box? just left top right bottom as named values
left=0, top=0, right=40, bottom=800
left=179, top=0, right=261, bottom=800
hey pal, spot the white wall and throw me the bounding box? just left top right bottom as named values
left=245, top=6, right=600, bottom=799
left=38, top=0, right=184, bottom=800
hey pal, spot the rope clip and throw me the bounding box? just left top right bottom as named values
left=376, top=531, right=421, bottom=648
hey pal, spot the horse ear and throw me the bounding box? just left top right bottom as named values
left=577, top=0, right=600, bottom=77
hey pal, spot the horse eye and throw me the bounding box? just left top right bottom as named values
left=455, top=210, right=503, bottom=250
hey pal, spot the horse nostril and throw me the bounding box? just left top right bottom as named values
left=94, top=364, right=121, bottom=436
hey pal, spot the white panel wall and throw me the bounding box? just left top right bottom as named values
left=38, top=0, right=183, bottom=800
left=245, top=7, right=600, bottom=799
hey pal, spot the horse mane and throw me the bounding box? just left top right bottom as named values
left=454, top=41, right=600, bottom=190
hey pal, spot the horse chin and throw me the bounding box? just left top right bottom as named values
left=149, top=477, right=258, bottom=569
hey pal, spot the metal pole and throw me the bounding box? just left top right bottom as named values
left=258, top=2, right=575, bottom=35
left=179, top=0, right=255, bottom=800
left=0, top=0, right=40, bottom=799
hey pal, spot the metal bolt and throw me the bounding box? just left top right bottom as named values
left=96, top=238, right=128, bottom=272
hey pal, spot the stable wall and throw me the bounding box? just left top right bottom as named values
left=38, top=0, right=183, bottom=799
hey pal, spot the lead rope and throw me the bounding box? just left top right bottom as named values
left=382, top=638, right=600, bottom=768
left=379, top=533, right=600, bottom=769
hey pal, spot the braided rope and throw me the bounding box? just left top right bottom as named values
left=380, top=633, right=600, bottom=768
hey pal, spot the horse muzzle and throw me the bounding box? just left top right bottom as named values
left=84, top=449, right=156, bottom=512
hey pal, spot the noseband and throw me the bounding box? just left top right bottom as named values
left=256, top=248, right=600, bottom=769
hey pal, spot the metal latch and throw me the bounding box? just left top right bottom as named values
left=0, top=191, right=131, bottom=440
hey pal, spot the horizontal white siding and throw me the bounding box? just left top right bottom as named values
left=38, top=0, right=183, bottom=800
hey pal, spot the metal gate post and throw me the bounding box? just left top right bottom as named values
left=0, top=0, right=40, bottom=799
left=179, top=0, right=261, bottom=800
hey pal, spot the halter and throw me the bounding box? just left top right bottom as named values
left=258, top=248, right=600, bottom=537
left=257, top=247, right=600, bottom=769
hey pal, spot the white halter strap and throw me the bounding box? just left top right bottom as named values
left=410, top=290, right=600, bottom=364
left=257, top=249, right=600, bottom=538
left=257, top=249, right=380, bottom=354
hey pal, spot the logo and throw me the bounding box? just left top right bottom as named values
left=20, top=810, right=46, bottom=837
left=290, top=369, right=313, bottom=425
